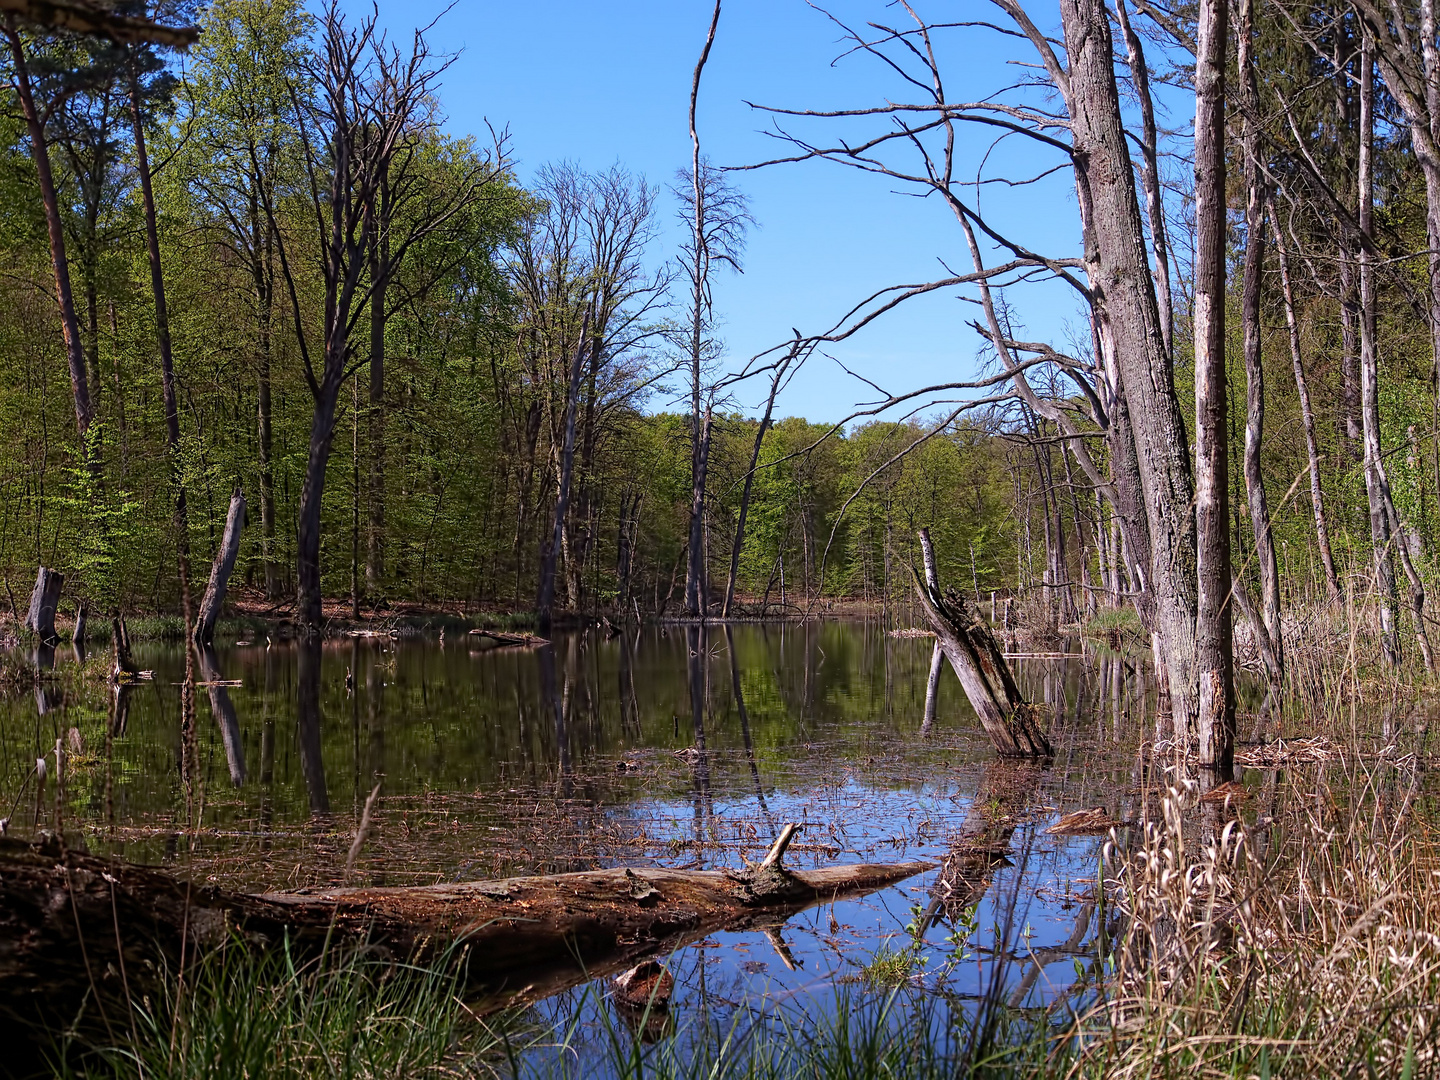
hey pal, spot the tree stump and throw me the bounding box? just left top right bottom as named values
left=23, top=567, right=62, bottom=643
left=195, top=486, right=246, bottom=645
left=912, top=529, right=1050, bottom=758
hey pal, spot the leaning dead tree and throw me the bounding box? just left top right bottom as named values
left=913, top=528, right=1050, bottom=757
left=0, top=827, right=928, bottom=1031
left=194, top=485, right=246, bottom=646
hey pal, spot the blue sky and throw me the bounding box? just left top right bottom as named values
left=341, top=1, right=1087, bottom=424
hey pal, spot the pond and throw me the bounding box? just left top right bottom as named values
left=2, top=620, right=1169, bottom=1067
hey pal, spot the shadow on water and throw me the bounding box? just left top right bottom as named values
left=1, top=620, right=1204, bottom=1067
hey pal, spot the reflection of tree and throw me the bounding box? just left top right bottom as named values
left=686, top=625, right=714, bottom=859
left=724, top=625, right=773, bottom=834
left=198, top=645, right=245, bottom=785
left=538, top=643, right=572, bottom=800
left=296, top=640, right=329, bottom=815
left=921, top=640, right=943, bottom=737
left=921, top=760, right=1045, bottom=933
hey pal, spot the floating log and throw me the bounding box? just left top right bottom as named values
left=0, top=826, right=930, bottom=1034
left=194, top=486, right=246, bottom=646
left=23, top=567, right=62, bottom=643
left=912, top=529, right=1050, bottom=758
left=468, top=628, right=549, bottom=649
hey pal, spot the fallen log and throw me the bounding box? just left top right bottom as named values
left=468, top=628, right=549, bottom=649
left=912, top=529, right=1050, bottom=757
left=0, top=825, right=930, bottom=1033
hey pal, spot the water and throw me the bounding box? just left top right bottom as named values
left=2, top=620, right=1162, bottom=1058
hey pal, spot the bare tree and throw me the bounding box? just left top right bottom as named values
left=264, top=3, right=507, bottom=632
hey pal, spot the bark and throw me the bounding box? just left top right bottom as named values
left=1115, top=0, right=1173, bottom=358
left=1192, top=0, right=1235, bottom=772
left=536, top=316, right=589, bottom=632
left=0, top=831, right=927, bottom=1038
left=23, top=567, right=63, bottom=642
left=1057, top=0, right=1198, bottom=726
left=1238, top=0, right=1283, bottom=692
left=5, top=23, right=92, bottom=450
left=366, top=175, right=389, bottom=598
left=1358, top=43, right=1402, bottom=666
left=685, top=407, right=714, bottom=617
left=194, top=487, right=246, bottom=646
left=1270, top=201, right=1341, bottom=599
left=913, top=528, right=1050, bottom=758
left=110, top=615, right=135, bottom=679
left=296, top=378, right=342, bottom=633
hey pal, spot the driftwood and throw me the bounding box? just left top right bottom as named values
left=23, top=567, right=62, bottom=642
left=468, top=628, right=549, bottom=649
left=0, top=826, right=929, bottom=1034
left=194, top=486, right=246, bottom=646
left=912, top=529, right=1050, bottom=758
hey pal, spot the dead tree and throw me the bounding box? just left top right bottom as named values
left=194, top=486, right=246, bottom=646
left=23, top=568, right=62, bottom=642
left=912, top=528, right=1049, bottom=758
left=266, top=4, right=505, bottom=633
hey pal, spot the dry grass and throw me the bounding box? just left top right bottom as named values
left=1056, top=753, right=1439, bottom=1078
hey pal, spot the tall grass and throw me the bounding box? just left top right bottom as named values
left=51, top=943, right=523, bottom=1080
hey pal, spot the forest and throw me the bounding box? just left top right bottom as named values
left=5, top=0, right=1440, bottom=1076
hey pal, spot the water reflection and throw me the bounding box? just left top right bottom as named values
left=2, top=620, right=1184, bottom=1043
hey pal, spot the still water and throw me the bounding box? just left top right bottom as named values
left=2, top=621, right=1161, bottom=1057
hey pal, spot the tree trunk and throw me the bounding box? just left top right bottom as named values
left=366, top=194, right=388, bottom=600
left=23, top=568, right=63, bottom=642
left=195, top=487, right=247, bottom=646
left=1192, top=0, right=1235, bottom=772
left=1059, top=0, right=1198, bottom=727
left=1270, top=201, right=1341, bottom=599
left=724, top=362, right=787, bottom=618
left=912, top=529, right=1050, bottom=758
left=537, top=318, right=589, bottom=632
left=1238, top=0, right=1283, bottom=692
left=0, top=831, right=928, bottom=1041
left=4, top=24, right=92, bottom=451
left=1358, top=42, right=1402, bottom=666
left=686, top=406, right=713, bottom=617
left=296, top=379, right=342, bottom=634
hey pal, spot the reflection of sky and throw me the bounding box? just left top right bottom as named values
left=529, top=781, right=1111, bottom=1076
